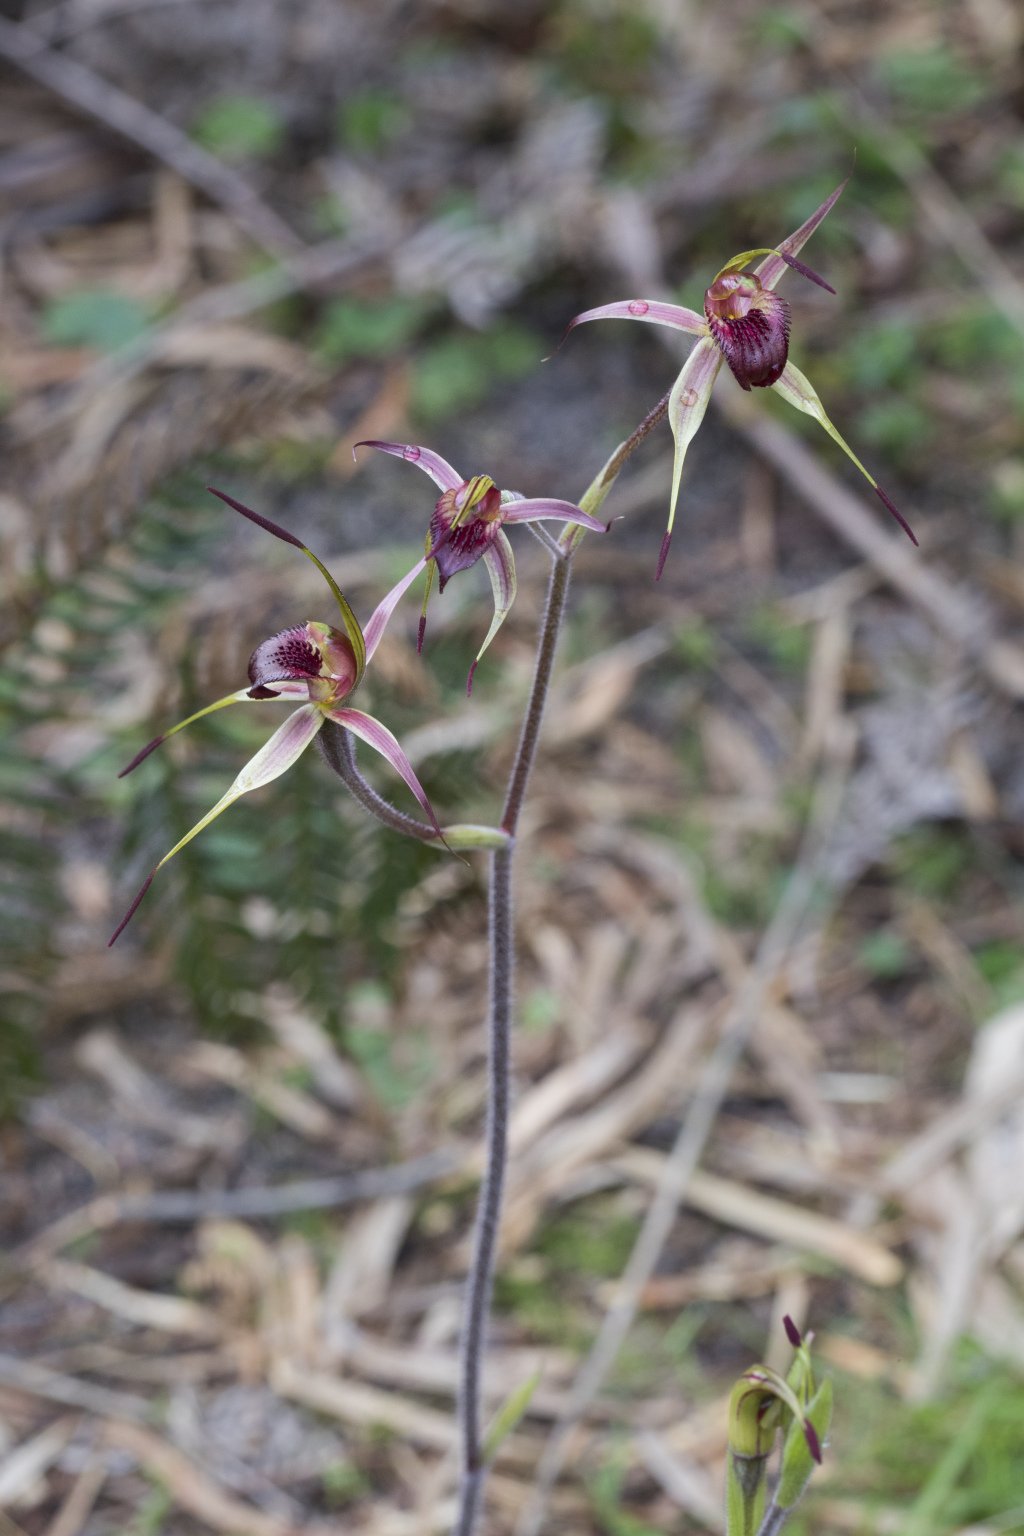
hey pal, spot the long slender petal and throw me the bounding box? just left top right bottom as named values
left=661, top=336, right=724, bottom=577
left=772, top=361, right=917, bottom=544
left=564, top=299, right=707, bottom=339
left=501, top=498, right=609, bottom=531
left=118, top=684, right=308, bottom=778
left=714, top=248, right=835, bottom=295
left=362, top=556, right=429, bottom=662
left=110, top=706, right=324, bottom=943
left=328, top=706, right=443, bottom=836
left=470, top=530, right=516, bottom=695
left=207, top=488, right=366, bottom=684
left=756, top=175, right=850, bottom=292
left=353, top=440, right=462, bottom=494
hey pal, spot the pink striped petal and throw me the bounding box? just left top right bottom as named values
left=564, top=300, right=707, bottom=339
left=756, top=175, right=850, bottom=292
left=354, top=440, right=462, bottom=493
left=362, top=555, right=429, bottom=662
left=327, top=706, right=442, bottom=835
left=501, top=498, right=608, bottom=531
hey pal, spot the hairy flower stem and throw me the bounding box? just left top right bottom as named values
left=454, top=550, right=573, bottom=1536
left=756, top=1503, right=790, bottom=1536
left=318, top=720, right=437, bottom=840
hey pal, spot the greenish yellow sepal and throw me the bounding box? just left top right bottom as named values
left=426, top=824, right=512, bottom=849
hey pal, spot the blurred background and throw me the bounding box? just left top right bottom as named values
left=4, top=0, right=1024, bottom=1531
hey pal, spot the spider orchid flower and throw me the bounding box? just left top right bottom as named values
left=109, top=489, right=505, bottom=946
left=353, top=440, right=610, bottom=693
left=565, top=176, right=916, bottom=578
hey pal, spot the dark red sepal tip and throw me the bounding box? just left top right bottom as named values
left=803, top=1419, right=822, bottom=1464
left=874, top=485, right=918, bottom=546
left=118, top=734, right=165, bottom=778
left=779, top=252, right=836, bottom=295
left=108, top=871, right=156, bottom=947
left=467, top=659, right=478, bottom=697
left=655, top=529, right=672, bottom=582
left=417, top=616, right=427, bottom=655
left=207, top=488, right=306, bottom=551
left=783, top=1314, right=803, bottom=1349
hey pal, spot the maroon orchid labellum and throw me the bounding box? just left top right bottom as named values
left=109, top=489, right=510, bottom=946
left=354, top=440, right=609, bottom=692
left=564, top=176, right=916, bottom=577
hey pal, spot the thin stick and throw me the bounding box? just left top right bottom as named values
left=0, top=14, right=302, bottom=259
left=318, top=720, right=438, bottom=840
left=516, top=739, right=854, bottom=1536
left=9, top=1149, right=460, bottom=1267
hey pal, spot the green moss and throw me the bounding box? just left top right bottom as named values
left=337, top=90, right=409, bottom=154
left=314, top=296, right=429, bottom=366
left=42, top=289, right=151, bottom=353
left=888, top=824, right=972, bottom=902
left=193, top=95, right=284, bottom=159
left=860, top=929, right=910, bottom=980
left=535, top=1203, right=641, bottom=1280
left=410, top=322, right=543, bottom=421
left=877, top=47, right=987, bottom=117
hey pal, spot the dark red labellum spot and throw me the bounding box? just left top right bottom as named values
left=705, top=290, right=790, bottom=391
left=248, top=626, right=321, bottom=694
left=428, top=491, right=502, bottom=586
left=783, top=1315, right=803, bottom=1348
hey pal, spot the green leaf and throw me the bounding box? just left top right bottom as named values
left=411, top=324, right=543, bottom=421
left=42, top=290, right=150, bottom=353
left=193, top=95, right=284, bottom=159
left=482, top=1370, right=541, bottom=1465
left=776, top=1377, right=833, bottom=1512
left=315, top=296, right=428, bottom=365
left=338, top=90, right=409, bottom=153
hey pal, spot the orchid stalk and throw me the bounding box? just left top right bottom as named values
left=107, top=173, right=890, bottom=1536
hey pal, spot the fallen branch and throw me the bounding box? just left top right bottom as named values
left=100, top=1420, right=320, bottom=1536
left=0, top=1354, right=152, bottom=1421
left=9, top=1148, right=462, bottom=1266
left=0, top=15, right=302, bottom=258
